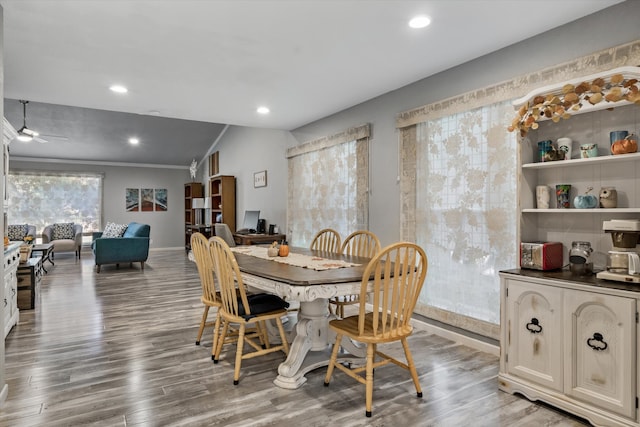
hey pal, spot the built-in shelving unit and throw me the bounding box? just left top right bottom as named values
left=209, top=175, right=236, bottom=232
left=502, top=66, right=640, bottom=427
left=184, top=182, right=203, bottom=251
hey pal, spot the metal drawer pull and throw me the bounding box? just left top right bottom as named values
left=526, top=318, right=542, bottom=334
left=587, top=332, right=608, bottom=351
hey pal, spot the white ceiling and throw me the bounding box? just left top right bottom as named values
left=0, top=0, right=624, bottom=165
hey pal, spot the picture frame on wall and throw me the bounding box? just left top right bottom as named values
left=126, top=188, right=139, bottom=211
left=141, top=188, right=154, bottom=211
left=254, top=170, right=267, bottom=188
left=209, top=151, right=219, bottom=177
left=154, top=188, right=167, bottom=211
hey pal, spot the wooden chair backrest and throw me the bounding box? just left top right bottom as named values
left=310, top=228, right=341, bottom=253
left=209, top=236, right=251, bottom=318
left=358, top=242, right=428, bottom=337
left=341, top=230, right=381, bottom=258
left=190, top=232, right=218, bottom=304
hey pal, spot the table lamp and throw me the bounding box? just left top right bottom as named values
left=203, top=197, right=211, bottom=224
left=192, top=198, right=205, bottom=224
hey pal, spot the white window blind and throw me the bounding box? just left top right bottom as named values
left=288, top=141, right=358, bottom=248
left=415, top=101, right=516, bottom=324
left=7, top=171, right=103, bottom=236
left=287, top=124, right=370, bottom=248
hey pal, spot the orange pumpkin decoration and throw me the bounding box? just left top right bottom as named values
left=278, top=241, right=289, bottom=257
left=611, top=135, right=638, bottom=155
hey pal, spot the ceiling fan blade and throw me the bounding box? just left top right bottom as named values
left=39, top=134, right=68, bottom=142
left=34, top=136, right=49, bottom=143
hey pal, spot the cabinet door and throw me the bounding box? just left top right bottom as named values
left=506, top=280, right=563, bottom=391
left=564, top=291, right=636, bottom=419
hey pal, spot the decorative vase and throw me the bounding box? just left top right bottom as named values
left=556, top=184, right=571, bottom=209
left=537, top=140, right=553, bottom=162
left=536, top=185, right=550, bottom=209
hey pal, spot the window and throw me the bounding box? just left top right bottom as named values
left=7, top=171, right=103, bottom=242
left=287, top=125, right=370, bottom=248
left=414, top=101, right=517, bottom=324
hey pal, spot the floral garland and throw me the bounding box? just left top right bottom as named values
left=509, top=73, right=640, bottom=137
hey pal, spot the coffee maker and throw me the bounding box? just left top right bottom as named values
left=596, top=219, right=640, bottom=283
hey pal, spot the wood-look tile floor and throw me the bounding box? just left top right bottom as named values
left=1, top=249, right=589, bottom=426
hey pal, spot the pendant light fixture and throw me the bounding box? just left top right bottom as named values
left=17, top=100, right=39, bottom=142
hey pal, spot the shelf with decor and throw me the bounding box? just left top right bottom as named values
left=184, top=182, right=203, bottom=251
left=209, top=175, right=236, bottom=233
left=522, top=208, right=640, bottom=213
left=502, top=66, right=640, bottom=426
left=521, top=151, right=640, bottom=169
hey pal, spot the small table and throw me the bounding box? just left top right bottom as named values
left=17, top=256, right=43, bottom=309
left=234, top=233, right=286, bottom=246
left=31, top=243, right=54, bottom=273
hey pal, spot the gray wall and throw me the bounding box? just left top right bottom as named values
left=10, top=160, right=189, bottom=249
left=279, top=0, right=640, bottom=246
left=208, top=126, right=294, bottom=233
left=8, top=2, right=640, bottom=250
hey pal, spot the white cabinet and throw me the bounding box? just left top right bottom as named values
left=3, top=243, right=20, bottom=339
left=500, top=271, right=638, bottom=426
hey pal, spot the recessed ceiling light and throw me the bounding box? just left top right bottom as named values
left=110, top=84, right=128, bottom=94
left=257, top=106, right=270, bottom=114
left=409, top=15, right=431, bottom=29
left=129, top=138, right=139, bottom=145
left=147, top=110, right=161, bottom=116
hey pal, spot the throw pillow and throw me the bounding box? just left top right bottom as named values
left=52, top=223, right=75, bottom=240
left=102, top=222, right=128, bottom=238
left=7, top=224, right=27, bottom=241
left=7, top=224, right=28, bottom=241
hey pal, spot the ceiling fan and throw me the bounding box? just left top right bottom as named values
left=15, top=100, right=48, bottom=143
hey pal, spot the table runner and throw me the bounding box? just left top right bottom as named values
left=231, top=246, right=360, bottom=271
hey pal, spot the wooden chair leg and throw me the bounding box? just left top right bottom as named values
left=401, top=337, right=422, bottom=397
left=214, top=318, right=229, bottom=364
left=141, top=261, right=145, bottom=270
left=324, top=333, right=343, bottom=386
left=365, top=343, right=375, bottom=417
left=196, top=306, right=210, bottom=345
left=211, top=314, right=221, bottom=361
left=233, top=324, right=246, bottom=385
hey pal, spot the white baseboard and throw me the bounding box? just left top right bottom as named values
left=413, top=318, right=499, bottom=357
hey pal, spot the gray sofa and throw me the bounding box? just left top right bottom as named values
left=42, top=223, right=83, bottom=259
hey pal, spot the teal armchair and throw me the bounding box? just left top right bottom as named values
left=91, top=222, right=150, bottom=273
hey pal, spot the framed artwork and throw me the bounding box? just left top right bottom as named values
left=209, top=151, right=219, bottom=177
left=154, top=188, right=167, bottom=211
left=254, top=170, right=267, bottom=188
left=141, top=188, right=154, bottom=211
left=126, top=188, right=139, bottom=211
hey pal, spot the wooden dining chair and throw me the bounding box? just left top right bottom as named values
left=329, top=230, right=382, bottom=318
left=191, top=232, right=222, bottom=359
left=310, top=228, right=341, bottom=253
left=209, top=236, right=290, bottom=385
left=323, top=242, right=428, bottom=417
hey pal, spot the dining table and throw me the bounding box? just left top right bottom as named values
left=232, top=246, right=373, bottom=389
